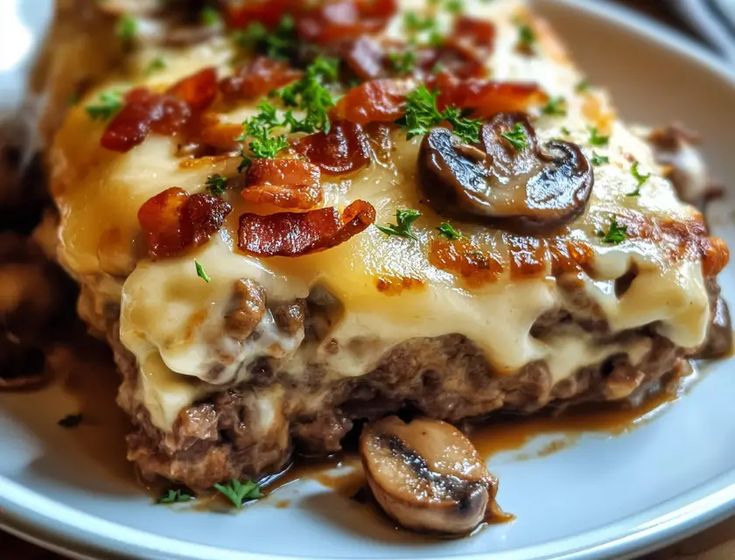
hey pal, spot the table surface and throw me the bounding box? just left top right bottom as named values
left=3, top=1, right=733, bottom=558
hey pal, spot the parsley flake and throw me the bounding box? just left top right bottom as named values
left=158, top=489, right=194, bottom=504
left=501, top=123, right=528, bottom=150
left=560, top=126, right=571, bottom=136
left=376, top=209, right=422, bottom=240
left=597, top=217, right=627, bottom=245
left=238, top=101, right=289, bottom=166
left=591, top=151, right=609, bottom=166
left=116, top=14, right=137, bottom=43
left=517, top=23, right=536, bottom=52
left=542, top=96, right=567, bottom=117
left=277, top=56, right=338, bottom=134
left=233, top=15, right=297, bottom=61
left=86, top=90, right=123, bottom=121
left=588, top=127, right=609, bottom=147
left=58, top=413, right=83, bottom=428
left=437, top=222, right=463, bottom=240
left=200, top=6, right=221, bottom=26
left=388, top=50, right=417, bottom=75
left=214, top=479, right=263, bottom=508
left=627, top=160, right=651, bottom=197
left=575, top=79, right=591, bottom=92
left=195, top=260, right=211, bottom=283
left=399, top=85, right=481, bottom=143
left=206, top=174, right=228, bottom=196
left=144, top=56, right=166, bottom=75
left=446, top=0, right=464, bottom=13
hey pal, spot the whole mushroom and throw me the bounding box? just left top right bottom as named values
left=360, top=416, right=498, bottom=535
left=418, top=112, right=593, bottom=234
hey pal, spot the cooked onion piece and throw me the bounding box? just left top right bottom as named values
left=360, top=416, right=497, bottom=535
left=418, top=113, right=593, bottom=234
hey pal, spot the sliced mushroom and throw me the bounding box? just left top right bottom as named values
left=418, top=113, right=593, bottom=234
left=360, top=416, right=497, bottom=535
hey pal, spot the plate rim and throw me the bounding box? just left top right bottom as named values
left=2, top=0, right=735, bottom=558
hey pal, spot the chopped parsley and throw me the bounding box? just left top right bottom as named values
left=446, top=0, right=464, bottom=13
left=597, top=217, right=627, bottom=245
left=200, top=6, right=221, bottom=26
left=277, top=56, right=338, bottom=134
left=195, top=260, right=211, bottom=283
left=588, top=126, right=609, bottom=147
left=627, top=160, right=651, bottom=197
left=403, top=11, right=443, bottom=46
left=517, top=23, right=536, bottom=52
left=85, top=90, right=123, bottom=121
left=560, top=126, right=571, bottom=136
left=437, top=222, right=463, bottom=240
left=233, top=15, right=297, bottom=61
left=591, top=151, right=609, bottom=166
left=376, top=209, right=422, bottom=240
left=214, top=479, right=263, bottom=508
left=116, top=14, right=137, bottom=43
left=501, top=123, right=528, bottom=150
left=158, top=489, right=194, bottom=504
left=542, top=96, right=567, bottom=117
left=575, top=79, right=591, bottom=92
left=238, top=101, right=289, bottom=167
left=206, top=174, right=228, bottom=196
left=58, top=413, right=83, bottom=428
left=144, top=56, right=166, bottom=75
left=399, top=84, right=482, bottom=143
left=388, top=50, right=417, bottom=75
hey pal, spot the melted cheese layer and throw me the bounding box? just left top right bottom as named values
left=51, top=0, right=713, bottom=431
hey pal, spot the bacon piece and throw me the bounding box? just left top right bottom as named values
left=296, top=0, right=397, bottom=44
left=504, top=234, right=548, bottom=279
left=342, top=36, right=387, bottom=80
left=225, top=0, right=291, bottom=28
left=434, top=72, right=548, bottom=117
left=166, top=67, right=218, bottom=111
left=138, top=187, right=232, bottom=258
left=219, top=57, right=301, bottom=101
left=549, top=238, right=594, bottom=275
left=101, top=67, right=218, bottom=152
left=428, top=238, right=503, bottom=286
left=455, top=16, right=495, bottom=48
left=242, top=159, right=322, bottom=209
left=332, top=79, right=410, bottom=125
left=293, top=120, right=371, bottom=175
left=238, top=200, right=376, bottom=256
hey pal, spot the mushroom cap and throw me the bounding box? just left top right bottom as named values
left=360, top=416, right=496, bottom=535
left=418, top=112, right=593, bottom=234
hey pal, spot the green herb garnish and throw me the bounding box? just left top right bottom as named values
left=542, top=96, right=567, bottom=117
left=86, top=90, right=123, bottom=121
left=388, top=50, right=417, bottom=75
left=597, top=217, right=627, bottom=245
left=144, top=56, right=166, bottom=75
left=591, top=152, right=609, bottom=166
left=233, top=15, right=297, bottom=61
left=238, top=101, right=290, bottom=166
left=200, top=6, right=221, bottom=26
left=116, top=14, right=137, bottom=43
left=588, top=126, right=609, bottom=147
left=276, top=56, right=338, bottom=134
left=376, top=209, right=422, bottom=240
left=501, top=123, right=528, bottom=150
left=214, top=479, right=262, bottom=509
left=560, top=126, right=571, bottom=136
left=437, top=222, right=463, bottom=240
left=517, top=23, right=536, bottom=51
left=575, top=79, right=590, bottom=92
left=399, top=84, right=481, bottom=143
left=195, top=260, right=211, bottom=283
left=158, top=489, right=194, bottom=504
left=206, top=174, right=228, bottom=196
left=626, top=160, right=651, bottom=197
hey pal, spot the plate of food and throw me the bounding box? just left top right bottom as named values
left=1, top=0, right=734, bottom=559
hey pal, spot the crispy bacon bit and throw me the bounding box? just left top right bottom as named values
left=292, top=120, right=371, bottom=175
left=701, top=236, right=729, bottom=277
left=375, top=275, right=425, bottom=295
left=505, top=234, right=548, bottom=279
left=428, top=238, right=503, bottom=286
left=296, top=0, right=397, bottom=44
left=138, top=187, right=232, bottom=258
left=434, top=72, right=548, bottom=117
left=332, top=79, right=410, bottom=125
left=238, top=200, right=376, bottom=256
left=455, top=16, right=495, bottom=48
left=242, top=159, right=322, bottom=209
left=101, top=68, right=218, bottom=152
left=220, top=57, right=301, bottom=101
left=342, top=36, right=387, bottom=80
left=166, top=67, right=218, bottom=111
left=225, top=0, right=291, bottom=28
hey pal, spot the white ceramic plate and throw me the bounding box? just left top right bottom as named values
left=1, top=1, right=735, bottom=559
